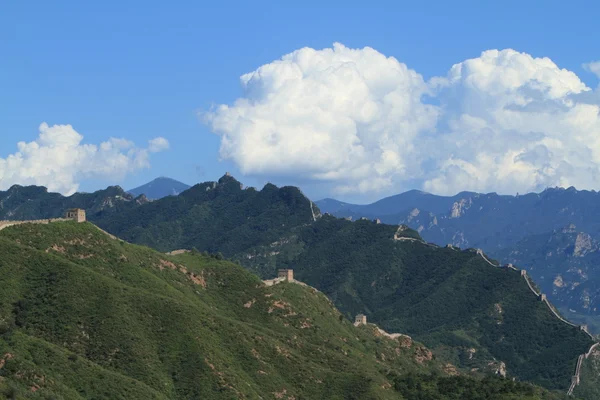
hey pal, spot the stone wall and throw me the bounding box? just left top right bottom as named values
left=0, top=218, right=69, bottom=232
left=471, top=249, right=597, bottom=396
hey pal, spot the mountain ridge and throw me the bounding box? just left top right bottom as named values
left=317, top=186, right=600, bottom=328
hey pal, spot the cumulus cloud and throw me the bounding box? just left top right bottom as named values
left=0, top=123, right=169, bottom=195
left=206, top=43, right=600, bottom=197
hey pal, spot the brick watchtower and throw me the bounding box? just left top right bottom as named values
left=277, top=269, right=294, bottom=282
left=354, top=314, right=367, bottom=326
left=65, top=208, right=86, bottom=223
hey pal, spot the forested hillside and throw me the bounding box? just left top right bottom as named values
left=318, top=187, right=600, bottom=331
left=237, top=216, right=594, bottom=391
left=0, top=176, right=596, bottom=395
left=0, top=221, right=567, bottom=399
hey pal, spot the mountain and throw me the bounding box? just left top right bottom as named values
left=317, top=187, right=600, bottom=332
left=0, top=184, right=147, bottom=221
left=493, top=225, right=600, bottom=329
left=236, top=216, right=594, bottom=391
left=0, top=221, right=564, bottom=400
left=128, top=177, right=191, bottom=200
left=316, top=187, right=600, bottom=249
left=95, top=174, right=319, bottom=255
left=90, top=177, right=595, bottom=392
left=0, top=176, right=596, bottom=394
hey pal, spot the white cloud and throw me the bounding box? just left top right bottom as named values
left=149, top=137, right=170, bottom=152
left=0, top=123, right=169, bottom=195
left=584, top=61, right=600, bottom=79
left=206, top=44, right=600, bottom=197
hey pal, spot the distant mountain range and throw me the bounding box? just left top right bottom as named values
left=316, top=187, right=600, bottom=330
left=128, top=177, right=190, bottom=200
left=0, top=175, right=595, bottom=394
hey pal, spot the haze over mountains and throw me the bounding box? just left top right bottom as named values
left=1, top=174, right=598, bottom=398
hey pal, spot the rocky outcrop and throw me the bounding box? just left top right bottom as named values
left=574, top=233, right=596, bottom=257
left=407, top=208, right=420, bottom=222
left=450, top=198, right=472, bottom=218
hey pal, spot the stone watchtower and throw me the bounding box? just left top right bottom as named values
left=65, top=208, right=86, bottom=223
left=278, top=269, right=294, bottom=282
left=354, top=314, right=367, bottom=326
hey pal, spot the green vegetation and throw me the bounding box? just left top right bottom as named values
left=0, top=222, right=572, bottom=399
left=390, top=372, right=569, bottom=400
left=573, top=348, right=600, bottom=399
left=0, top=221, right=431, bottom=399
left=1, top=177, right=596, bottom=396
left=0, top=184, right=141, bottom=222
left=93, top=175, right=316, bottom=255
left=239, top=216, right=594, bottom=391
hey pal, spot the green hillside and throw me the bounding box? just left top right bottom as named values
left=0, top=185, right=143, bottom=222
left=92, top=174, right=318, bottom=254
left=0, top=177, right=594, bottom=397
left=573, top=347, right=600, bottom=398
left=77, top=176, right=595, bottom=392
left=238, top=216, right=595, bottom=391
left=0, top=221, right=565, bottom=400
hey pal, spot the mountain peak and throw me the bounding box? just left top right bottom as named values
left=128, top=177, right=191, bottom=200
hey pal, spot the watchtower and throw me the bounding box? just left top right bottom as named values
left=65, top=208, right=86, bottom=223
left=278, top=269, right=294, bottom=282
left=354, top=314, right=367, bottom=326
left=520, top=269, right=526, bottom=276
left=539, top=294, right=546, bottom=302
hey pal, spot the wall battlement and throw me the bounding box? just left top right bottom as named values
left=0, top=218, right=70, bottom=232
left=0, top=209, right=87, bottom=232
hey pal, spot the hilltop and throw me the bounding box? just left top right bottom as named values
left=94, top=174, right=319, bottom=254
left=0, top=221, right=565, bottom=400
left=128, top=177, right=191, bottom=200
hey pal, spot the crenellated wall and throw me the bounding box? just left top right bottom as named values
left=0, top=218, right=69, bottom=232
left=472, top=249, right=597, bottom=396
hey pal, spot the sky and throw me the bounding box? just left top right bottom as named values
left=1, top=0, right=600, bottom=203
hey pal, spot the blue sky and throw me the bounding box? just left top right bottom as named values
left=2, top=0, right=600, bottom=202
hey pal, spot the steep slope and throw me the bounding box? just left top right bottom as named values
left=493, top=226, right=600, bottom=329
left=573, top=345, right=600, bottom=398
left=238, top=216, right=595, bottom=391
left=128, top=177, right=191, bottom=200
left=0, top=220, right=470, bottom=400
left=318, top=187, right=600, bottom=333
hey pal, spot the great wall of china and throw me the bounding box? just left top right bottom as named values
left=0, top=209, right=121, bottom=242
left=471, top=248, right=597, bottom=396
left=0, top=218, right=69, bottom=231
left=382, top=224, right=598, bottom=395
left=1, top=213, right=597, bottom=395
